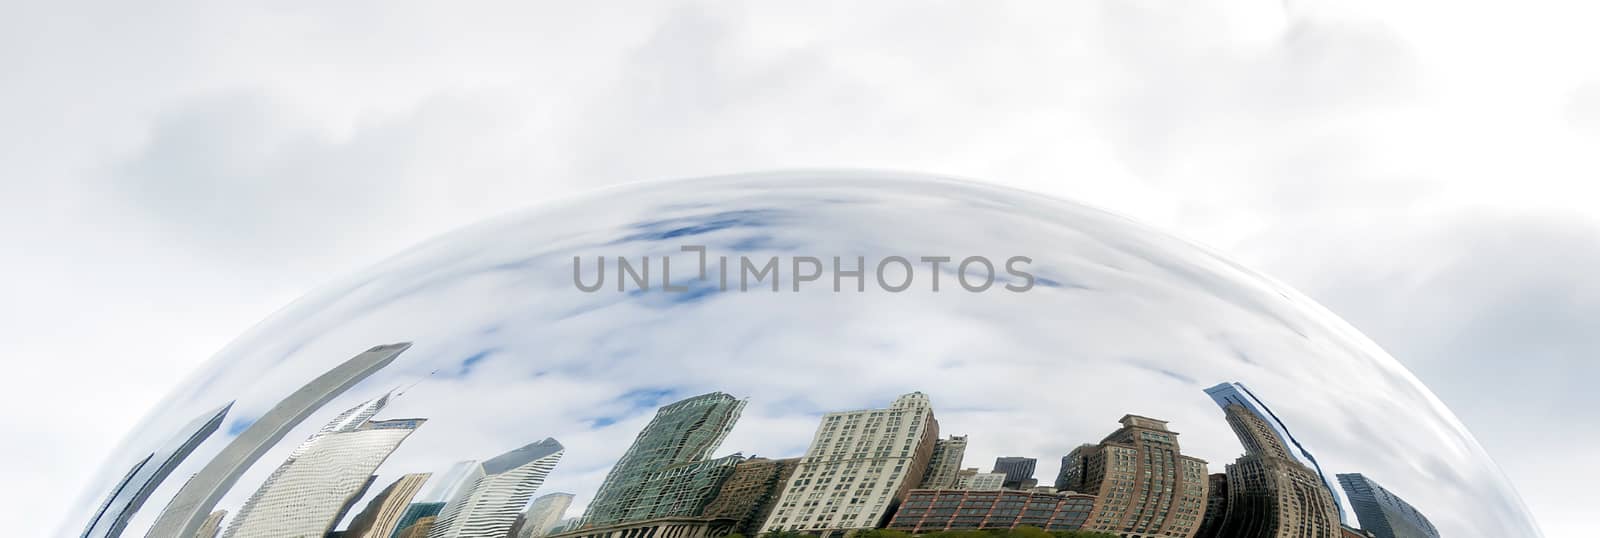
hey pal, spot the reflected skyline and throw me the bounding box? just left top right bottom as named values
left=84, top=342, right=1441, bottom=538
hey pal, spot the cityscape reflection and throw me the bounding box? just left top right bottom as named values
left=67, top=173, right=1535, bottom=538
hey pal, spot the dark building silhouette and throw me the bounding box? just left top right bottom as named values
left=1337, top=474, right=1439, bottom=538
left=991, top=457, right=1037, bottom=490
left=1192, top=473, right=1228, bottom=538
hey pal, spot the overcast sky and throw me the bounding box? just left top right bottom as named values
left=3, top=1, right=1597, bottom=537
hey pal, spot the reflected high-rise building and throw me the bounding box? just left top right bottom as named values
left=398, top=516, right=437, bottom=538
left=1205, top=381, right=1345, bottom=523
left=146, top=343, right=410, bottom=538
left=960, top=472, right=1007, bottom=491
left=1192, top=473, right=1228, bottom=538
left=991, top=457, right=1037, bottom=490
left=428, top=438, right=566, bottom=538
left=918, top=435, right=967, bottom=489
left=702, top=457, right=800, bottom=536
left=392, top=503, right=446, bottom=538
left=1337, top=474, right=1439, bottom=538
left=886, top=489, right=1097, bottom=532
left=425, top=461, right=487, bottom=506
left=516, top=492, right=575, bottom=538
left=81, top=402, right=231, bottom=538
left=342, top=473, right=433, bottom=538
left=194, top=510, right=226, bottom=538
left=761, top=392, right=941, bottom=537
left=223, top=393, right=425, bottom=538
left=580, top=392, right=747, bottom=527
left=1212, top=401, right=1340, bottom=538
left=1056, top=415, right=1210, bottom=538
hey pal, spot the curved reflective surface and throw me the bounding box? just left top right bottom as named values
left=69, top=171, right=1538, bottom=538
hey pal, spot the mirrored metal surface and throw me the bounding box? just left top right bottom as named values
left=68, top=171, right=1539, bottom=538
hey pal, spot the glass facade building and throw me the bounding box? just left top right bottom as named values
left=1338, top=473, right=1439, bottom=538
left=885, top=489, right=1096, bottom=532
left=581, top=392, right=747, bottom=528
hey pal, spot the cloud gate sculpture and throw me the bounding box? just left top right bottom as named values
left=68, top=172, right=1540, bottom=538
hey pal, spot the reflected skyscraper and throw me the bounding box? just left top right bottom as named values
left=398, top=517, right=437, bottom=538
left=1056, top=415, right=1210, bottom=538
left=1193, top=473, right=1228, bottom=538
left=81, top=402, right=231, bottom=538
left=887, top=489, right=1098, bottom=532
left=991, top=457, right=1037, bottom=490
left=1205, top=381, right=1345, bottom=523
left=918, top=435, right=967, bottom=489
left=702, top=457, right=801, bottom=536
left=580, top=392, right=747, bottom=527
left=194, top=510, right=226, bottom=538
left=392, top=504, right=445, bottom=538
left=428, top=438, right=565, bottom=538
left=146, top=343, right=409, bottom=538
left=1213, top=401, right=1340, bottom=537
left=1337, top=474, right=1439, bottom=538
left=341, top=473, right=433, bottom=538
left=425, top=461, right=486, bottom=505
left=761, top=392, right=940, bottom=536
left=223, top=393, right=424, bottom=538
left=959, top=472, right=1007, bottom=491
left=516, top=492, right=575, bottom=538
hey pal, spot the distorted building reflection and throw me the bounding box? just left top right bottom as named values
left=1055, top=415, right=1209, bottom=537
left=144, top=344, right=409, bottom=538
left=81, top=403, right=230, bottom=538
left=340, top=472, right=432, bottom=538
left=760, top=392, right=940, bottom=536
left=516, top=492, right=575, bottom=538
left=193, top=510, right=226, bottom=538
left=223, top=393, right=424, bottom=537
left=429, top=438, right=566, bottom=538
left=956, top=471, right=1006, bottom=491
left=989, top=457, right=1037, bottom=490
left=1192, top=473, right=1228, bottom=538
left=1209, top=393, right=1341, bottom=537
left=390, top=502, right=445, bottom=538
left=885, top=489, right=1096, bottom=532
left=1338, top=473, right=1440, bottom=538
left=700, top=457, right=798, bottom=537
left=917, top=436, right=967, bottom=490
left=578, top=392, right=747, bottom=529
left=1205, top=382, right=1346, bottom=524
